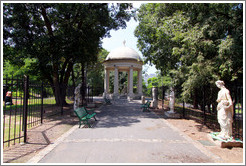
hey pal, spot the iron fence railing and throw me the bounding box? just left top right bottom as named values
left=3, top=76, right=25, bottom=147
left=2, top=75, right=75, bottom=148
left=157, top=85, right=243, bottom=140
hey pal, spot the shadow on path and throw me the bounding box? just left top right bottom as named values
left=94, top=99, right=160, bottom=128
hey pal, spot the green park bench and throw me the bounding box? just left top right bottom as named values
left=74, top=107, right=97, bottom=128
left=141, top=100, right=151, bottom=112
left=104, top=97, right=112, bottom=105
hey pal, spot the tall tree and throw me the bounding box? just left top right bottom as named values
left=135, top=3, right=243, bottom=106
left=87, top=49, right=109, bottom=95
left=3, top=3, right=134, bottom=106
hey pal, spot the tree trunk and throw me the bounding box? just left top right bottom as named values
left=71, top=66, right=76, bottom=99
left=193, top=89, right=199, bottom=109
left=52, top=63, right=62, bottom=106
left=52, top=61, right=73, bottom=107
left=81, top=63, right=86, bottom=102
left=52, top=82, right=67, bottom=107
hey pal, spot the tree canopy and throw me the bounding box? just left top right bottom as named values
left=135, top=3, right=243, bottom=107
left=4, top=3, right=135, bottom=105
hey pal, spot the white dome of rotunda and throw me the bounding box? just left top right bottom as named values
left=105, top=41, right=142, bottom=62
left=103, top=40, right=143, bottom=101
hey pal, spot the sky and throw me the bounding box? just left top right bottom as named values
left=101, top=2, right=158, bottom=76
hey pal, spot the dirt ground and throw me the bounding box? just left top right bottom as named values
left=3, top=102, right=244, bottom=164
left=152, top=102, right=244, bottom=164
left=3, top=104, right=78, bottom=163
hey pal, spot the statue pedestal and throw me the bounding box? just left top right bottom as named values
left=208, top=132, right=243, bottom=148
left=152, top=100, right=158, bottom=108
left=141, top=96, right=145, bottom=104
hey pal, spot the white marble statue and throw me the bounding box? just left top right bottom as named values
left=215, top=80, right=234, bottom=140
left=74, top=83, right=82, bottom=111
left=152, top=87, right=158, bottom=108
left=168, top=88, right=175, bottom=113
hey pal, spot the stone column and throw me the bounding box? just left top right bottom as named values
left=128, top=67, right=134, bottom=101
left=127, top=70, right=130, bottom=94
left=113, top=66, right=119, bottom=98
left=138, top=69, right=143, bottom=96
left=103, top=68, right=109, bottom=98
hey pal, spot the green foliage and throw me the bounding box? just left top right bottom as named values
left=143, top=73, right=171, bottom=97
left=3, top=58, right=39, bottom=81
left=87, top=49, right=109, bottom=96
left=135, top=3, right=243, bottom=106
left=3, top=3, right=134, bottom=105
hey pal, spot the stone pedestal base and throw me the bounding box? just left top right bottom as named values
left=127, top=93, right=134, bottom=101
left=127, top=96, right=133, bottom=101
left=103, top=93, right=110, bottom=99
left=112, top=93, right=119, bottom=100
left=141, top=96, right=145, bottom=104
left=164, top=111, right=180, bottom=118
left=152, top=100, right=158, bottom=108
left=208, top=132, right=243, bottom=148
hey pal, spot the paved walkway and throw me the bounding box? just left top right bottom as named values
left=28, top=99, right=222, bottom=163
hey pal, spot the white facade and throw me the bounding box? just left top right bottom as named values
left=103, top=42, right=143, bottom=101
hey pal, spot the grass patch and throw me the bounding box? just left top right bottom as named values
left=4, top=97, right=73, bottom=111
left=3, top=97, right=74, bottom=148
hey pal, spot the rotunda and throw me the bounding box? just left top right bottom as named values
left=103, top=41, right=143, bottom=101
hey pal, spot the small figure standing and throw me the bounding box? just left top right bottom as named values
left=5, top=91, right=13, bottom=105
left=168, top=88, right=175, bottom=113
left=74, top=83, right=82, bottom=111
left=152, top=87, right=158, bottom=108
left=215, top=80, right=234, bottom=140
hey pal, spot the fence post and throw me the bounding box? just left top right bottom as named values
left=203, top=85, right=206, bottom=124
left=183, top=101, right=185, bottom=118
left=87, top=86, right=90, bottom=103
left=91, top=86, right=93, bottom=103
left=233, top=85, right=237, bottom=120
left=61, top=101, right=64, bottom=115
left=61, top=84, right=64, bottom=115
left=162, top=86, right=164, bottom=109
left=23, top=75, right=29, bottom=143
left=41, top=81, right=44, bottom=123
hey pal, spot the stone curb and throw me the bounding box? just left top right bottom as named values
left=27, top=125, right=78, bottom=163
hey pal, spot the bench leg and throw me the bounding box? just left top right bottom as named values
left=143, top=107, right=150, bottom=112
left=87, top=120, right=91, bottom=128
left=94, top=116, right=97, bottom=121
left=84, top=119, right=91, bottom=128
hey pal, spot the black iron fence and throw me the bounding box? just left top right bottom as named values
left=3, top=75, right=74, bottom=148
left=3, top=76, right=25, bottom=148
left=155, top=85, right=243, bottom=140
left=79, top=86, right=95, bottom=106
